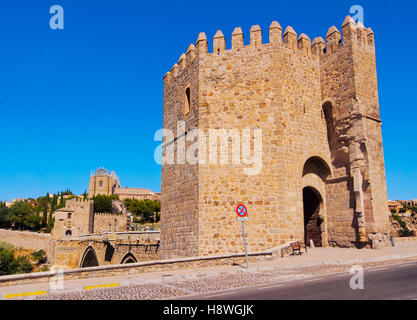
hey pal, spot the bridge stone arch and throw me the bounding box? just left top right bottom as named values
left=121, top=252, right=138, bottom=264
left=80, top=246, right=99, bottom=268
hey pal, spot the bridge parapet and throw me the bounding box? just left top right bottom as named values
left=70, top=231, right=160, bottom=242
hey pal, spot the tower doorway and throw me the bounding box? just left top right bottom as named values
left=303, top=187, right=323, bottom=247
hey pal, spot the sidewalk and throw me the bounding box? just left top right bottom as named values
left=2, top=240, right=417, bottom=299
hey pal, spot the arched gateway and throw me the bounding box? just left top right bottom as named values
left=302, top=156, right=331, bottom=247
left=303, top=187, right=324, bottom=247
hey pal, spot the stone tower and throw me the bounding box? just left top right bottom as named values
left=160, top=16, right=390, bottom=259
left=88, top=168, right=120, bottom=198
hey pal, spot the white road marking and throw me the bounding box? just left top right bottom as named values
left=256, top=284, right=284, bottom=290
left=205, top=291, right=238, bottom=298
left=335, top=274, right=349, bottom=278
left=304, top=278, right=324, bottom=283
left=367, top=267, right=388, bottom=272
left=397, top=263, right=416, bottom=268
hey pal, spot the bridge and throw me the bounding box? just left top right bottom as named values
left=54, top=231, right=161, bottom=269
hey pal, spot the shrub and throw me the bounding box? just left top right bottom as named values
left=31, top=250, right=47, bottom=264
left=0, top=242, right=13, bottom=251
left=398, top=227, right=414, bottom=238
left=15, top=256, right=33, bottom=274
left=0, top=247, right=34, bottom=275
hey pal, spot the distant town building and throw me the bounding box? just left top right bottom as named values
left=388, top=200, right=404, bottom=213
left=115, top=188, right=160, bottom=201
left=88, top=168, right=160, bottom=201
left=398, top=200, right=417, bottom=207
left=52, top=198, right=131, bottom=239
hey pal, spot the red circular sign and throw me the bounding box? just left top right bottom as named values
left=236, top=204, right=248, bottom=217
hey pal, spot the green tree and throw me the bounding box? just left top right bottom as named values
left=46, top=210, right=54, bottom=233
left=8, top=201, right=35, bottom=230
left=93, top=194, right=119, bottom=213
left=31, top=250, right=47, bottom=264
left=0, top=248, right=33, bottom=275
left=59, top=192, right=64, bottom=207
left=42, top=205, right=48, bottom=227
left=45, top=194, right=58, bottom=233
left=0, top=248, right=16, bottom=275
left=124, top=199, right=160, bottom=223
left=50, top=194, right=58, bottom=212
left=0, top=205, right=10, bottom=228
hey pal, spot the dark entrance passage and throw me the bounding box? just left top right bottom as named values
left=121, top=253, right=137, bottom=264
left=303, top=187, right=323, bottom=247
left=80, top=247, right=99, bottom=268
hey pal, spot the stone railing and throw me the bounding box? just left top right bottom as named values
left=68, top=231, right=160, bottom=241
left=0, top=247, right=279, bottom=287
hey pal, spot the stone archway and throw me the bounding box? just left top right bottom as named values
left=302, top=156, right=331, bottom=248
left=80, top=246, right=99, bottom=268
left=303, top=187, right=324, bottom=247
left=121, top=253, right=137, bottom=264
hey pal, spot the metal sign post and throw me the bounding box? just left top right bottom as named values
left=241, top=220, right=249, bottom=269
left=236, top=204, right=249, bottom=269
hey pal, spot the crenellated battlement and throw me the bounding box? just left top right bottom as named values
left=94, top=212, right=123, bottom=216
left=162, top=15, right=389, bottom=259
left=164, top=16, right=376, bottom=85
left=67, top=198, right=93, bottom=204
left=64, top=198, right=94, bottom=212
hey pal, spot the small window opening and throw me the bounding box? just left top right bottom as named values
left=184, top=87, right=191, bottom=116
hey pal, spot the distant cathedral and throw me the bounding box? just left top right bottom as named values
left=88, top=168, right=160, bottom=201
left=88, top=168, right=120, bottom=197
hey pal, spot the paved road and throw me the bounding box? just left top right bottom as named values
left=181, top=261, right=417, bottom=300
left=4, top=258, right=417, bottom=300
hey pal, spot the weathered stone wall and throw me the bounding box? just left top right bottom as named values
left=52, top=199, right=94, bottom=239
left=196, top=26, right=332, bottom=256
left=161, top=16, right=390, bottom=258
left=92, top=213, right=127, bottom=234
left=320, top=17, right=390, bottom=245
left=160, top=44, right=200, bottom=259
left=0, top=229, right=55, bottom=263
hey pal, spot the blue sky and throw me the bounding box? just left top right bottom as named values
left=0, top=0, right=415, bottom=200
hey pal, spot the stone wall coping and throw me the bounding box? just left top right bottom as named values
left=0, top=229, right=52, bottom=239
left=63, top=231, right=161, bottom=241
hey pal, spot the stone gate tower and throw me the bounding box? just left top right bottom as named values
left=160, top=16, right=390, bottom=259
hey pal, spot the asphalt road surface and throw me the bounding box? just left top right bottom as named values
left=181, top=261, right=417, bottom=300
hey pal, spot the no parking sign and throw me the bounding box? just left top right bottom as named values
left=236, top=204, right=249, bottom=268
left=236, top=204, right=248, bottom=222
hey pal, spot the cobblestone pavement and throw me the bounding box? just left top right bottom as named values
left=33, top=256, right=417, bottom=300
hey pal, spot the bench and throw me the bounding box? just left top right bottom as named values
left=290, top=241, right=307, bottom=256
